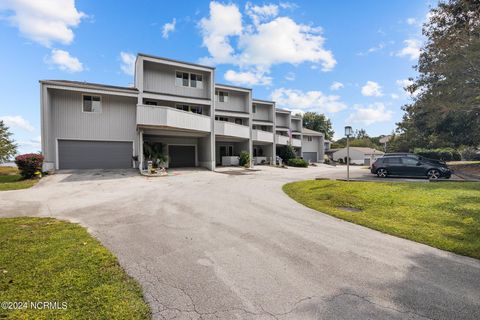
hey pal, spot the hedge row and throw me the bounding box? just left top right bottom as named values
left=413, top=148, right=461, bottom=161
left=288, top=158, right=309, bottom=167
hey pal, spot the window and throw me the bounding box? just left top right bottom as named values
left=234, top=118, right=243, bottom=125
left=83, top=95, right=102, bottom=113
left=215, top=90, right=229, bottom=103
left=190, top=106, right=202, bottom=115
left=176, top=72, right=189, bottom=87
left=384, top=157, right=401, bottom=164
left=305, top=136, right=313, bottom=142
left=252, top=104, right=256, bottom=113
left=145, top=100, right=158, bottom=106
left=190, top=74, right=203, bottom=89
left=215, top=116, right=229, bottom=122
left=261, top=126, right=267, bottom=131
left=176, top=104, right=203, bottom=114
left=401, top=157, right=419, bottom=165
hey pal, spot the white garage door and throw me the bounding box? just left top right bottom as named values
left=303, top=152, right=318, bottom=163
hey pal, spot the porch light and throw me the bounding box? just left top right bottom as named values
left=345, top=126, right=353, bottom=137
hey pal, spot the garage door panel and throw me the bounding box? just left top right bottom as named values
left=58, top=140, right=132, bottom=169
left=168, top=145, right=195, bottom=168
left=303, top=152, right=318, bottom=163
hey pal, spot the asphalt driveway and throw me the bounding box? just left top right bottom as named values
left=1, top=165, right=479, bottom=319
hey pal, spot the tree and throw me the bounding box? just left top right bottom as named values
left=397, top=0, right=480, bottom=148
left=0, top=120, right=17, bottom=162
left=355, top=129, right=369, bottom=139
left=301, top=112, right=334, bottom=140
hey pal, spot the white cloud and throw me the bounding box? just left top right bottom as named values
left=357, top=42, right=385, bottom=56
left=347, top=103, right=393, bottom=126
left=361, top=81, right=383, bottom=97
left=120, top=51, right=135, bottom=76
left=396, top=39, right=421, bottom=60
left=284, top=72, right=295, bottom=81
left=47, top=49, right=83, bottom=72
left=271, top=88, right=347, bottom=113
left=199, top=2, right=243, bottom=65
left=391, top=93, right=400, bottom=99
left=0, top=0, right=86, bottom=47
left=224, top=69, right=272, bottom=86
left=198, top=2, right=336, bottom=80
left=0, top=115, right=34, bottom=132
left=245, top=2, right=278, bottom=25
left=406, top=17, right=417, bottom=25
left=330, top=81, right=344, bottom=91
left=162, top=18, right=176, bottom=39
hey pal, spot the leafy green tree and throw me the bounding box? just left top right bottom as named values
left=0, top=120, right=17, bottom=162
left=398, top=0, right=480, bottom=148
left=301, top=112, right=334, bottom=140
left=355, top=129, right=369, bottom=139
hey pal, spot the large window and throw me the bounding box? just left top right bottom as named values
left=83, top=95, right=102, bottom=113
left=305, top=136, right=313, bottom=142
left=252, top=104, right=256, bottom=113
left=176, top=71, right=204, bottom=89
left=234, top=118, right=243, bottom=125
left=175, top=72, right=189, bottom=87
left=190, top=73, right=203, bottom=89
left=176, top=104, right=203, bottom=114
left=215, top=90, right=229, bottom=103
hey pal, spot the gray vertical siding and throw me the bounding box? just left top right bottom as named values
left=276, top=113, right=289, bottom=127
left=49, top=89, right=138, bottom=157
left=214, top=89, right=249, bottom=113
left=143, top=61, right=211, bottom=99
left=253, top=103, right=272, bottom=121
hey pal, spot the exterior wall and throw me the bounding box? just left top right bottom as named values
left=275, top=113, right=290, bottom=127
left=253, top=103, right=273, bottom=122
left=333, top=148, right=367, bottom=165
left=302, top=135, right=325, bottom=162
left=143, top=61, right=211, bottom=99
left=215, top=141, right=250, bottom=165
left=47, top=88, right=138, bottom=169
left=215, top=89, right=249, bottom=113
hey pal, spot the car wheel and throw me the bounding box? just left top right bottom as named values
left=427, top=169, right=440, bottom=180
left=377, top=168, right=388, bottom=178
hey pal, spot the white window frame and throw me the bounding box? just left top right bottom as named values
left=82, top=94, right=102, bottom=113
left=175, top=70, right=204, bottom=89
left=215, top=90, right=229, bottom=103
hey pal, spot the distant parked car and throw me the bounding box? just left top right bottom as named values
left=371, top=156, right=451, bottom=179
left=383, top=153, right=446, bottom=165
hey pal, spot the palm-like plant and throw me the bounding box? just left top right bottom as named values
left=143, top=142, right=167, bottom=167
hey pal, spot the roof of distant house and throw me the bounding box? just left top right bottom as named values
left=302, top=127, right=323, bottom=136
left=335, top=147, right=384, bottom=154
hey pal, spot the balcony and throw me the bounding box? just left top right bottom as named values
left=215, top=121, right=250, bottom=139
left=137, top=105, right=211, bottom=132
left=276, top=135, right=289, bottom=145
left=292, top=138, right=302, bottom=147
left=252, top=129, right=274, bottom=143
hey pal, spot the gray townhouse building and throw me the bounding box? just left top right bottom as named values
left=40, top=53, right=325, bottom=171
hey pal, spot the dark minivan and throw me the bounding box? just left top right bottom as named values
left=371, top=156, right=451, bottom=179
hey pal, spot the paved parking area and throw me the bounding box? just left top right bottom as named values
left=0, top=165, right=479, bottom=319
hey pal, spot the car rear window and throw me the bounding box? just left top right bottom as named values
left=383, top=157, right=401, bottom=164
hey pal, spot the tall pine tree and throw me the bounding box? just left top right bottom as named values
left=0, top=120, right=17, bottom=162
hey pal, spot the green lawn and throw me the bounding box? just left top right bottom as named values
left=0, top=167, right=37, bottom=191
left=0, top=217, right=150, bottom=319
left=283, top=180, right=480, bottom=259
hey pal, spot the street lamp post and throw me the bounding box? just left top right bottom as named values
left=345, top=126, right=353, bottom=181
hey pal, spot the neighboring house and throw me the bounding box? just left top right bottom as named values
left=332, top=147, right=385, bottom=165
left=324, top=140, right=331, bottom=151
left=40, top=53, right=324, bottom=171
left=302, top=128, right=325, bottom=163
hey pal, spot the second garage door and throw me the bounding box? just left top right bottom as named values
left=168, top=145, right=196, bottom=168
left=58, top=140, right=132, bottom=169
left=303, top=152, right=318, bottom=163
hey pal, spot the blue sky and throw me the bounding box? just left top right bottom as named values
left=0, top=0, right=434, bottom=153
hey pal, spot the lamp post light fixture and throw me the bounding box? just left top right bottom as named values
left=345, top=126, right=353, bottom=181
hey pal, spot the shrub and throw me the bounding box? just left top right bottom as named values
left=288, top=158, right=308, bottom=167
left=414, top=148, right=461, bottom=161
left=277, top=145, right=296, bottom=162
left=459, top=147, right=480, bottom=161
left=14, top=153, right=44, bottom=179
left=239, top=151, right=250, bottom=167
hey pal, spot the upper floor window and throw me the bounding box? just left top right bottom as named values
left=176, top=72, right=189, bottom=87
left=305, top=136, right=313, bottom=142
left=176, top=104, right=203, bottom=114
left=83, top=95, right=102, bottom=113
left=252, top=104, right=256, bottom=113
left=145, top=100, right=158, bottom=106
left=215, top=90, right=229, bottom=103
left=234, top=118, right=243, bottom=125
left=215, top=116, right=229, bottom=122
left=190, top=74, right=203, bottom=89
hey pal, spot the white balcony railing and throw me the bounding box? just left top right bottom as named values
left=137, top=105, right=211, bottom=132
left=215, top=121, right=250, bottom=139
left=276, top=135, right=289, bottom=145
left=252, top=129, right=274, bottom=143
left=291, top=138, right=302, bottom=147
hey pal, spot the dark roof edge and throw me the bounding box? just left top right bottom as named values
left=40, top=80, right=138, bottom=92
left=138, top=53, right=215, bottom=70
left=215, top=83, right=252, bottom=91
